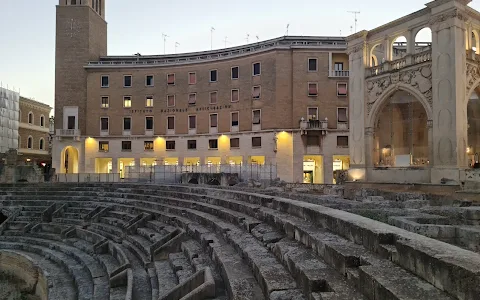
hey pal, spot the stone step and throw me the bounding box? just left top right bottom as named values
left=126, top=234, right=152, bottom=262
left=0, top=240, right=97, bottom=300
left=168, top=252, right=195, bottom=284
left=137, top=226, right=167, bottom=243
left=155, top=260, right=178, bottom=298
left=7, top=249, right=77, bottom=300
left=122, top=239, right=151, bottom=267
left=271, top=238, right=365, bottom=299
left=100, top=216, right=127, bottom=227
left=118, top=244, right=152, bottom=299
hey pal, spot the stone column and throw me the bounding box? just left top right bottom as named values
left=430, top=3, right=469, bottom=183
left=328, top=52, right=333, bottom=76
left=346, top=32, right=368, bottom=181
left=407, top=29, right=416, bottom=55
left=427, top=120, right=434, bottom=167
left=384, top=37, right=392, bottom=61
left=111, top=157, right=118, bottom=174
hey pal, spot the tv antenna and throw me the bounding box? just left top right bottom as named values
left=223, top=36, right=230, bottom=48
left=348, top=11, right=360, bottom=33
left=256, top=35, right=259, bottom=42
left=175, top=42, right=180, bottom=54
left=210, top=27, right=215, bottom=50
left=246, top=34, right=250, bottom=43
left=162, top=33, right=169, bottom=54
left=286, top=24, right=290, bottom=36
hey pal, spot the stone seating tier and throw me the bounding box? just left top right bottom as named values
left=0, top=183, right=478, bottom=300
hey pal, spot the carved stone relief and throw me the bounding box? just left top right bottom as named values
left=366, top=64, right=433, bottom=115
left=466, top=62, right=480, bottom=95
left=429, top=8, right=469, bottom=26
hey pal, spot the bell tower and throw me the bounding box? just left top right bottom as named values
left=54, top=0, right=107, bottom=134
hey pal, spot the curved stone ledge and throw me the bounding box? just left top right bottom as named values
left=0, top=249, right=49, bottom=300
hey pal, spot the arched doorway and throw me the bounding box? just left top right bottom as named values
left=372, top=90, right=429, bottom=167
left=467, top=90, right=480, bottom=167
left=61, top=146, right=79, bottom=173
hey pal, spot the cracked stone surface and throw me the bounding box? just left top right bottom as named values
left=0, top=183, right=478, bottom=300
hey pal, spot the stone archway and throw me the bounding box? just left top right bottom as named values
left=369, top=87, right=431, bottom=168
left=61, top=146, right=79, bottom=174
left=467, top=88, right=480, bottom=167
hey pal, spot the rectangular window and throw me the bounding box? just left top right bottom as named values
left=145, top=96, right=153, bottom=107
left=167, top=116, right=175, bottom=130
left=144, top=141, right=154, bottom=150
left=209, top=91, right=217, bottom=104
left=230, top=138, right=240, bottom=148
left=307, top=136, right=320, bottom=146
left=121, top=141, right=132, bottom=151
left=167, top=73, right=175, bottom=85
left=210, top=70, right=217, bottom=82
left=146, top=75, right=154, bottom=86
left=334, top=62, right=344, bottom=71
left=101, top=96, right=109, bottom=108
left=210, top=113, right=218, bottom=128
left=308, top=83, right=318, bottom=96
left=167, top=95, right=175, bottom=107
left=67, top=116, right=75, bottom=129
left=308, top=58, right=318, bottom=72
left=253, top=62, right=261, bottom=76
left=123, top=96, right=132, bottom=108
left=337, top=82, right=348, bottom=96
left=231, top=112, right=239, bottom=126
left=231, top=89, right=239, bottom=102
left=124, top=75, right=132, bottom=87
left=231, top=66, right=239, bottom=79
left=337, top=107, right=348, bottom=123
left=187, top=140, right=197, bottom=150
left=188, top=93, right=196, bottom=106
left=209, top=139, right=218, bottom=149
left=188, top=72, right=196, bottom=84
left=337, top=136, right=349, bottom=147
left=189, top=115, right=196, bottom=129
left=252, top=86, right=261, bottom=99
left=100, top=117, right=109, bottom=131
left=145, top=116, right=154, bottom=130
left=166, top=140, right=175, bottom=150
left=252, top=110, right=261, bottom=124
left=101, top=75, right=109, bottom=87
left=123, top=117, right=131, bottom=131
left=99, top=141, right=109, bottom=152
left=308, top=107, right=318, bottom=120
left=252, top=137, right=262, bottom=148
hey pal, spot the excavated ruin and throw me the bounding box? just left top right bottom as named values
left=0, top=183, right=479, bottom=300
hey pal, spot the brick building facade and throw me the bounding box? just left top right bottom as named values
left=18, top=97, right=52, bottom=164
left=53, top=0, right=350, bottom=183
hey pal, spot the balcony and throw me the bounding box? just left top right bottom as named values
left=300, top=119, right=328, bottom=131
left=337, top=122, right=348, bottom=130
left=329, top=70, right=350, bottom=77
left=56, top=129, right=81, bottom=137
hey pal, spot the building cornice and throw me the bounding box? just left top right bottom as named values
left=85, top=36, right=347, bottom=69
left=19, top=122, right=50, bottom=133
left=20, top=97, right=53, bottom=112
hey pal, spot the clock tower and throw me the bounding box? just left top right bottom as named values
left=54, top=0, right=107, bottom=134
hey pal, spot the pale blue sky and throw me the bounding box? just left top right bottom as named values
left=1, top=0, right=479, bottom=111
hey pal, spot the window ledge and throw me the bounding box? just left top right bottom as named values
left=121, top=150, right=132, bottom=152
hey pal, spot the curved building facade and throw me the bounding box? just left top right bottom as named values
left=53, top=0, right=350, bottom=183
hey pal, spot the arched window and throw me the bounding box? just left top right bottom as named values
left=71, top=0, right=77, bottom=5
left=27, top=136, right=33, bottom=149
left=40, top=115, right=45, bottom=127
left=39, top=138, right=45, bottom=150
left=28, top=112, right=34, bottom=124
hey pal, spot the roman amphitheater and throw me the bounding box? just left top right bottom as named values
left=0, top=182, right=479, bottom=300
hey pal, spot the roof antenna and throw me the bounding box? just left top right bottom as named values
left=162, top=33, right=169, bottom=54
left=175, top=42, right=180, bottom=54
left=211, top=27, right=215, bottom=50
left=348, top=11, right=360, bottom=33
left=246, top=34, right=250, bottom=43
left=286, top=24, right=290, bottom=36
left=256, top=35, right=259, bottom=42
